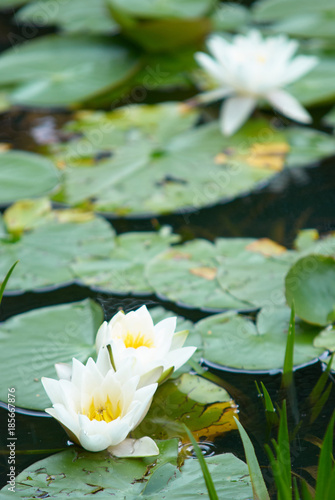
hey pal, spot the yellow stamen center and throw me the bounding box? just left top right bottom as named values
left=86, top=396, right=121, bottom=423
left=123, top=331, right=154, bottom=349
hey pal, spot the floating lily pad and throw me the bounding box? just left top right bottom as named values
left=0, top=34, right=140, bottom=107
left=147, top=237, right=295, bottom=312
left=0, top=444, right=252, bottom=499
left=106, top=0, right=213, bottom=52
left=108, top=0, right=214, bottom=19
left=134, top=373, right=238, bottom=442
left=73, top=228, right=180, bottom=295
left=0, top=201, right=116, bottom=292
left=195, top=307, right=325, bottom=372
left=253, top=0, right=334, bottom=24
left=286, top=255, right=335, bottom=326
left=147, top=233, right=335, bottom=314
left=49, top=103, right=335, bottom=216
left=0, top=150, right=59, bottom=204
left=211, top=3, right=250, bottom=32
left=17, top=0, right=118, bottom=34
left=0, top=300, right=193, bottom=410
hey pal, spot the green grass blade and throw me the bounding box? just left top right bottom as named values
left=309, top=353, right=334, bottom=406
left=282, top=305, right=295, bottom=389
left=300, top=479, right=314, bottom=500
left=314, top=411, right=335, bottom=500
left=234, top=417, right=270, bottom=500
left=260, top=382, right=275, bottom=413
left=0, top=261, right=18, bottom=305
left=310, top=382, right=332, bottom=424
left=183, top=425, right=219, bottom=500
left=264, top=443, right=291, bottom=500
left=293, top=477, right=299, bottom=500
left=277, top=401, right=291, bottom=488
left=325, top=467, right=335, bottom=500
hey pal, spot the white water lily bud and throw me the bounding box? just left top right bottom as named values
left=96, top=305, right=196, bottom=385
left=194, top=30, right=318, bottom=135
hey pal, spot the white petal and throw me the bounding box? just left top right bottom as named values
left=95, top=321, right=108, bottom=351
left=96, top=345, right=114, bottom=376
left=164, top=346, right=197, bottom=372
left=49, top=403, right=80, bottom=440
left=220, top=96, right=257, bottom=136
left=194, top=87, right=233, bottom=105
left=108, top=437, right=159, bottom=458
left=55, top=362, right=72, bottom=381
left=267, top=89, right=312, bottom=123
left=42, top=377, right=64, bottom=405
left=282, top=56, right=318, bottom=86
left=154, top=316, right=176, bottom=351
left=171, top=329, right=189, bottom=350
left=195, top=52, right=226, bottom=84
left=138, top=365, right=163, bottom=388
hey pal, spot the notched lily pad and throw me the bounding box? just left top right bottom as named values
left=195, top=306, right=325, bottom=372
left=147, top=236, right=296, bottom=313
left=48, top=103, right=335, bottom=217
left=72, top=227, right=180, bottom=295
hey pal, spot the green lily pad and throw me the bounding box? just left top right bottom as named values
left=0, top=300, right=193, bottom=410
left=49, top=103, right=335, bottom=216
left=0, top=444, right=252, bottom=499
left=195, top=307, right=325, bottom=372
left=148, top=233, right=335, bottom=314
left=285, top=255, right=335, bottom=326
left=107, top=0, right=214, bottom=19
left=134, top=373, right=238, bottom=442
left=252, top=0, right=334, bottom=24
left=0, top=34, right=140, bottom=107
left=211, top=3, right=250, bottom=32
left=73, top=228, right=180, bottom=295
left=0, top=201, right=116, bottom=292
left=147, top=237, right=295, bottom=312
left=17, top=0, right=118, bottom=34
left=0, top=299, right=102, bottom=410
left=0, top=150, right=59, bottom=204
left=106, top=0, right=213, bottom=52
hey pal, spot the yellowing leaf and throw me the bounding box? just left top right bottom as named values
left=246, top=238, right=287, bottom=256
left=4, top=198, right=52, bottom=236
left=55, top=209, right=95, bottom=223
left=183, top=401, right=238, bottom=443
left=244, top=142, right=289, bottom=171
left=190, top=266, right=217, bottom=280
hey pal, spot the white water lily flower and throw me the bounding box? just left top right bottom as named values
left=195, top=30, right=318, bottom=135
left=42, top=348, right=159, bottom=456
left=96, top=305, right=196, bottom=384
